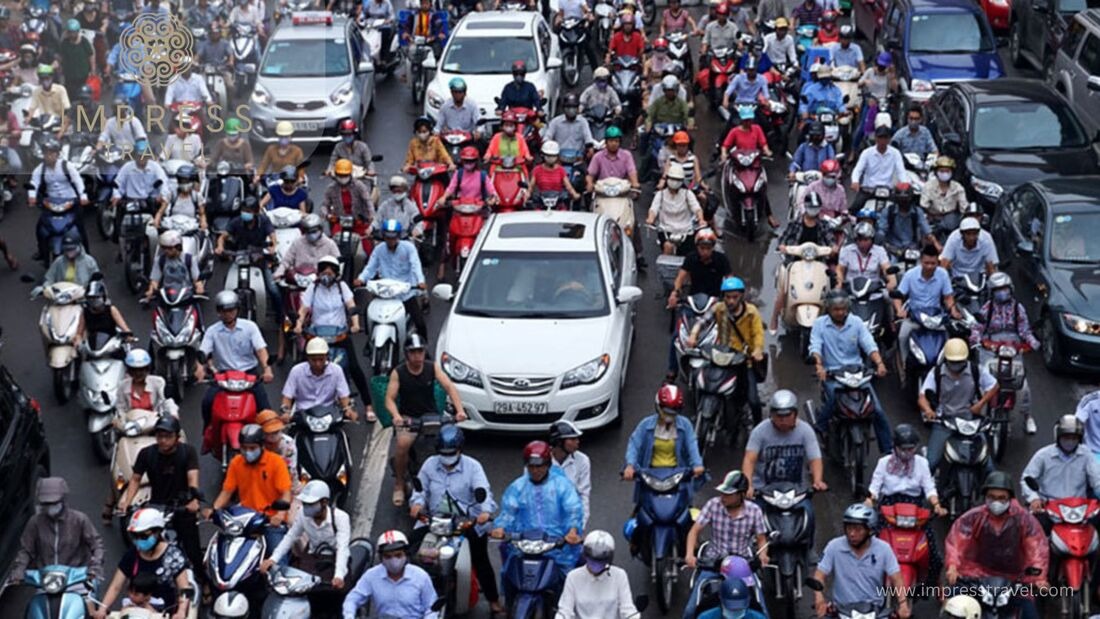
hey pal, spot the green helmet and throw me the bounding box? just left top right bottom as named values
left=605, top=125, right=623, bottom=139
left=448, top=77, right=466, bottom=91
left=66, top=18, right=81, bottom=32
left=224, top=117, right=241, bottom=135
left=36, top=64, right=54, bottom=76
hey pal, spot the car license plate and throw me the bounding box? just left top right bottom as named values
left=292, top=120, right=319, bottom=132
left=493, top=400, right=548, bottom=415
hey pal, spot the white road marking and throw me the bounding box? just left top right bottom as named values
left=351, top=422, right=393, bottom=540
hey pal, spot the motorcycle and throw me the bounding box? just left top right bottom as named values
left=893, top=301, right=948, bottom=402
left=795, top=24, right=817, bottom=54
left=293, top=405, right=353, bottom=507
left=148, top=286, right=205, bottom=401
left=22, top=566, right=92, bottom=619
left=119, top=192, right=162, bottom=294
left=611, top=55, right=643, bottom=126
left=407, top=35, right=432, bottom=105
left=363, top=18, right=400, bottom=76
left=202, top=371, right=259, bottom=471
left=692, top=343, right=753, bottom=458
left=645, top=122, right=683, bottom=181
left=412, top=485, right=490, bottom=618
left=230, top=23, right=260, bottom=100
left=560, top=149, right=586, bottom=202
left=592, top=177, right=635, bottom=237
left=955, top=570, right=1043, bottom=618
left=592, top=0, right=615, bottom=52
left=78, top=332, right=129, bottom=462
left=758, top=482, right=815, bottom=617
left=281, top=266, right=316, bottom=364
left=933, top=414, right=992, bottom=520
left=158, top=214, right=213, bottom=276
left=879, top=502, right=932, bottom=589
left=630, top=466, right=695, bottom=613
left=952, top=273, right=985, bottom=325
left=410, top=161, right=451, bottom=267
left=720, top=148, right=767, bottom=240
left=35, top=281, right=84, bottom=404
left=34, top=198, right=79, bottom=267
left=786, top=169, right=820, bottom=222
left=696, top=46, right=737, bottom=112
left=448, top=198, right=485, bottom=275
left=665, top=31, right=694, bottom=85
left=206, top=501, right=291, bottom=613
left=22, top=114, right=65, bottom=167
left=528, top=189, right=569, bottom=211
left=808, top=365, right=875, bottom=495
left=440, top=129, right=476, bottom=166
left=672, top=293, right=718, bottom=380
left=558, top=17, right=587, bottom=88
left=331, top=214, right=367, bottom=287
left=364, top=278, right=414, bottom=376
left=585, top=103, right=613, bottom=143
left=500, top=529, right=568, bottom=618
left=1025, top=476, right=1099, bottom=618
left=167, top=101, right=205, bottom=140
left=489, top=156, right=527, bottom=213
left=983, top=341, right=1029, bottom=463
left=847, top=276, right=891, bottom=347
left=777, top=242, right=833, bottom=357
left=109, top=404, right=175, bottom=527
left=205, top=161, right=248, bottom=235
left=260, top=540, right=372, bottom=617
left=813, top=105, right=849, bottom=158
left=269, top=206, right=303, bottom=263
left=202, top=63, right=228, bottom=111
left=112, top=72, right=145, bottom=120
left=222, top=248, right=273, bottom=323
left=903, top=152, right=937, bottom=195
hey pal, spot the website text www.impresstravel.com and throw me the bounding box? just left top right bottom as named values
left=877, top=583, right=1076, bottom=600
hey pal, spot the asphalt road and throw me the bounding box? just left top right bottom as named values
left=0, top=21, right=1090, bottom=618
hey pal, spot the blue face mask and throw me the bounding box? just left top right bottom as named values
left=278, top=137, right=290, bottom=147
left=596, top=80, right=608, bottom=90
left=134, top=535, right=157, bottom=552
left=240, top=211, right=255, bottom=223
left=993, top=289, right=1012, bottom=304
left=342, top=135, right=355, bottom=144
left=243, top=447, right=261, bottom=463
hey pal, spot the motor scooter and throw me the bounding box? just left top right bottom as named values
left=505, top=106, right=541, bottom=153
left=559, top=17, right=587, bottom=88
left=202, top=371, right=259, bottom=471
left=499, top=529, right=567, bottom=618
left=777, top=242, right=833, bottom=357
left=692, top=344, right=753, bottom=458
left=807, top=365, right=874, bottom=495
left=260, top=539, right=373, bottom=617
left=758, top=482, right=815, bottom=617
left=585, top=103, right=613, bottom=143
left=720, top=148, right=767, bottom=240
left=119, top=191, right=162, bottom=294
left=685, top=541, right=770, bottom=618
left=611, top=55, right=643, bottom=126
left=148, top=285, right=205, bottom=401
left=329, top=214, right=367, bottom=288
left=280, top=266, right=315, bottom=364
left=982, top=341, right=1030, bottom=462
left=205, top=161, right=248, bottom=235
left=269, top=206, right=302, bottom=263
left=448, top=198, right=485, bottom=276
left=158, top=214, right=212, bottom=276
left=903, top=152, right=937, bottom=195
left=363, top=278, right=414, bottom=376
left=92, top=145, right=124, bottom=239
left=230, top=23, right=260, bottom=101
left=206, top=501, right=290, bottom=613
left=112, top=72, right=145, bottom=120
left=695, top=47, right=737, bottom=112
left=34, top=198, right=79, bottom=267
left=672, top=293, right=717, bottom=381
left=813, top=105, right=849, bottom=156
left=412, top=485, right=489, bottom=618
left=629, top=466, right=695, bottom=613
left=645, top=122, right=683, bottom=181
left=440, top=129, right=476, bottom=165
left=666, top=31, right=693, bottom=83
left=489, top=157, right=526, bottom=213
left=35, top=281, right=84, bottom=404
left=293, top=405, right=353, bottom=507
left=932, top=414, right=992, bottom=520
left=560, top=149, right=586, bottom=200
left=109, top=404, right=172, bottom=529
left=529, top=189, right=569, bottom=211
left=1024, top=476, right=1099, bottom=618
left=411, top=161, right=451, bottom=267
left=878, top=502, right=932, bottom=589
left=593, top=177, right=635, bottom=237
left=22, top=565, right=92, bottom=619
left=846, top=276, right=891, bottom=350
left=363, top=18, right=400, bottom=76
left=891, top=297, right=948, bottom=401
left=786, top=170, right=821, bottom=221
left=592, top=0, right=614, bottom=51
left=222, top=248, right=273, bottom=323
left=201, top=63, right=228, bottom=111
left=22, top=114, right=65, bottom=167
left=952, top=273, right=985, bottom=325
left=78, top=332, right=129, bottom=463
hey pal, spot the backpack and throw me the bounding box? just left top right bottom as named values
left=34, top=159, right=81, bottom=200
left=157, top=252, right=193, bottom=287
left=455, top=166, right=488, bottom=202
left=933, top=358, right=982, bottom=406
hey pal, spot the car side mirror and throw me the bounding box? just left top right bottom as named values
left=356, top=59, right=374, bottom=74
left=617, top=285, right=643, bottom=304
left=422, top=55, right=437, bottom=70
left=432, top=283, right=454, bottom=301
left=1016, top=240, right=1035, bottom=256
left=1089, top=77, right=1100, bottom=94
left=547, top=57, right=563, bottom=70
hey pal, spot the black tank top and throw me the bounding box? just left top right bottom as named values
left=84, top=307, right=116, bottom=338
left=397, top=362, right=437, bottom=416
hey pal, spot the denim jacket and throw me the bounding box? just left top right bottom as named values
left=624, top=414, right=704, bottom=470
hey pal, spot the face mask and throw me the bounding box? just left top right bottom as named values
left=936, top=171, right=952, bottom=183
left=383, top=556, right=406, bottom=574
left=908, top=120, right=920, bottom=130
left=564, top=107, right=577, bottom=119
left=302, top=503, right=323, bottom=518
left=439, top=453, right=460, bottom=467
left=342, top=135, right=355, bottom=144
left=319, top=273, right=335, bottom=286
left=596, top=80, right=608, bottom=90
left=240, top=212, right=255, bottom=223
left=64, top=249, right=79, bottom=259
left=822, top=176, right=837, bottom=187
left=585, top=558, right=608, bottom=574
left=243, top=447, right=261, bottom=463
left=44, top=503, right=64, bottom=518
left=986, top=499, right=1010, bottom=516
left=1059, top=437, right=1080, bottom=454
left=513, top=75, right=524, bottom=84
left=463, top=162, right=476, bottom=171
left=946, top=360, right=967, bottom=374
left=134, top=535, right=158, bottom=552
left=278, top=137, right=290, bottom=147
left=41, top=78, right=52, bottom=89
left=416, top=131, right=430, bottom=141
left=178, top=181, right=193, bottom=193
left=392, top=191, right=407, bottom=200
left=503, top=126, right=516, bottom=136
left=993, top=289, right=1012, bottom=304
left=336, top=175, right=351, bottom=185
left=666, top=179, right=683, bottom=190
left=307, top=231, right=323, bottom=243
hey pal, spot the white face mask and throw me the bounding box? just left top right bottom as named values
left=438, top=453, right=460, bottom=467
left=936, top=171, right=952, bottom=183
left=986, top=499, right=1010, bottom=516
left=666, top=179, right=683, bottom=190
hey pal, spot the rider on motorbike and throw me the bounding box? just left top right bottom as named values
left=97, top=98, right=148, bottom=151
left=828, top=25, right=865, bottom=72
left=646, top=163, right=705, bottom=254
left=543, top=93, right=595, bottom=157
left=434, top=77, right=482, bottom=136
left=1021, top=415, right=1100, bottom=532
left=400, top=0, right=446, bottom=59
left=92, top=508, right=192, bottom=619
left=548, top=420, right=592, bottom=528
left=27, top=65, right=70, bottom=137
left=261, top=480, right=353, bottom=589
left=660, top=0, right=698, bottom=36
left=579, top=67, right=623, bottom=117
left=255, top=122, right=304, bottom=186
left=659, top=131, right=701, bottom=192
left=699, top=3, right=741, bottom=61
left=532, top=141, right=582, bottom=203
left=484, top=109, right=534, bottom=171
left=836, top=221, right=895, bottom=290
left=865, top=424, right=946, bottom=543
left=360, top=0, right=397, bottom=63
left=813, top=504, right=912, bottom=618
left=408, top=425, right=504, bottom=615
left=280, top=338, right=357, bottom=426
left=685, top=469, right=768, bottom=570
left=768, top=193, right=830, bottom=330
left=940, top=216, right=997, bottom=279
left=557, top=530, right=640, bottom=619
left=850, top=125, right=906, bottom=211
left=343, top=530, right=439, bottom=619
left=214, top=196, right=284, bottom=323
left=788, top=122, right=834, bottom=180
left=945, top=470, right=1049, bottom=619
left=798, top=65, right=844, bottom=130
left=497, top=60, right=543, bottom=114
left=326, top=119, right=379, bottom=178
left=211, top=423, right=292, bottom=548
left=890, top=104, right=938, bottom=160
left=260, top=166, right=309, bottom=213
left=761, top=17, right=798, bottom=73
left=275, top=213, right=339, bottom=280
left=196, top=25, right=233, bottom=93
left=76, top=278, right=133, bottom=349
left=742, top=389, right=828, bottom=500
left=623, top=384, right=706, bottom=488
left=113, top=140, right=169, bottom=229
left=894, top=245, right=961, bottom=372
left=375, top=176, right=422, bottom=238
left=918, top=338, right=998, bottom=475
left=29, top=138, right=89, bottom=259
left=606, top=14, right=646, bottom=66
left=720, top=104, right=772, bottom=163
left=195, top=290, right=274, bottom=426
left=698, top=576, right=765, bottom=619
left=163, top=59, right=212, bottom=108
left=292, top=257, right=368, bottom=403
left=404, top=116, right=455, bottom=174
left=144, top=230, right=205, bottom=301
left=209, top=118, right=254, bottom=173
left=878, top=182, right=938, bottom=255
left=117, top=349, right=179, bottom=420
left=805, top=158, right=848, bottom=218
left=43, top=234, right=100, bottom=286
left=321, top=158, right=375, bottom=232
left=354, top=220, right=432, bottom=341
left=722, top=56, right=770, bottom=110
left=153, top=164, right=207, bottom=231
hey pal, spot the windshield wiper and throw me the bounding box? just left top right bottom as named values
left=1053, top=257, right=1100, bottom=264
left=455, top=308, right=506, bottom=317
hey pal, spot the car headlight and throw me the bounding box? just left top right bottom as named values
left=427, top=89, right=445, bottom=109
left=970, top=176, right=1004, bottom=201
left=910, top=79, right=934, bottom=93
left=330, top=82, right=354, bottom=106
left=561, top=354, right=610, bottom=389
left=251, top=84, right=272, bottom=106
left=441, top=352, right=483, bottom=388
left=1063, top=312, right=1100, bottom=335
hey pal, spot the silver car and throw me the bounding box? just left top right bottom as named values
left=248, top=11, right=376, bottom=143
left=1050, top=9, right=1100, bottom=136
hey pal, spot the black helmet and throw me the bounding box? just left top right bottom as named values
left=405, top=331, right=426, bottom=351
left=153, top=415, right=182, bottom=435
left=435, top=425, right=465, bottom=455
left=562, top=93, right=579, bottom=108
left=239, top=423, right=264, bottom=446
left=413, top=116, right=433, bottom=132
left=549, top=420, right=583, bottom=444
left=176, top=164, right=199, bottom=182
left=808, top=122, right=825, bottom=139
left=278, top=165, right=297, bottom=183
left=42, top=137, right=61, bottom=153
left=893, top=424, right=919, bottom=449
left=981, top=470, right=1015, bottom=498
left=61, top=232, right=82, bottom=251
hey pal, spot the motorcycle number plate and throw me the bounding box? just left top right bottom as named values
left=292, top=120, right=320, bottom=132
left=492, top=400, right=548, bottom=415
left=825, top=125, right=839, bottom=140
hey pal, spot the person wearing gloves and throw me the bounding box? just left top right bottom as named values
left=261, top=480, right=352, bottom=589
left=556, top=530, right=639, bottom=619
left=646, top=163, right=705, bottom=255
left=1021, top=415, right=1100, bottom=533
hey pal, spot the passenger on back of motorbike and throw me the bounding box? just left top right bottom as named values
left=769, top=193, right=829, bottom=332
left=918, top=338, right=998, bottom=475
left=145, top=230, right=205, bottom=303
left=646, top=163, right=704, bottom=255
left=261, top=480, right=353, bottom=590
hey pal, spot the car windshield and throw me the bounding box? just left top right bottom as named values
left=260, top=39, right=350, bottom=78
left=908, top=13, right=993, bottom=53
left=972, top=101, right=1089, bottom=150
left=441, top=37, right=539, bottom=74
left=1061, top=0, right=1100, bottom=13
left=456, top=251, right=608, bottom=318
left=1049, top=212, right=1100, bottom=263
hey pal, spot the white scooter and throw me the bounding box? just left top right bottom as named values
left=223, top=248, right=273, bottom=323
left=269, top=207, right=303, bottom=263
left=833, top=65, right=862, bottom=115
left=777, top=242, right=833, bottom=356
left=362, top=17, right=400, bottom=76
left=109, top=402, right=181, bottom=530
left=787, top=169, right=822, bottom=221
left=593, top=177, right=636, bottom=236
left=34, top=281, right=85, bottom=404
left=78, top=332, right=130, bottom=463
left=158, top=213, right=213, bottom=273
left=363, top=278, right=413, bottom=377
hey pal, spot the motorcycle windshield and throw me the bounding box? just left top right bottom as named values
left=298, top=432, right=342, bottom=478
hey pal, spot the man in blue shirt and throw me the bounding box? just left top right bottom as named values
left=891, top=104, right=938, bottom=159
left=343, top=530, right=439, bottom=619
left=893, top=245, right=961, bottom=372
left=497, top=60, right=542, bottom=113
left=722, top=57, right=770, bottom=108
left=876, top=183, right=937, bottom=253
left=828, top=26, right=865, bottom=72
left=788, top=122, right=835, bottom=178
left=214, top=196, right=284, bottom=329
left=353, top=218, right=428, bottom=344
left=809, top=290, right=892, bottom=453
left=799, top=65, right=844, bottom=120
left=195, top=290, right=274, bottom=428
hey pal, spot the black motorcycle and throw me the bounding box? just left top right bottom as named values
left=758, top=482, right=815, bottom=617
left=120, top=191, right=161, bottom=294
left=585, top=103, right=614, bottom=143
left=810, top=365, right=876, bottom=496
left=610, top=55, right=643, bottom=127
left=847, top=275, right=892, bottom=347
left=693, top=344, right=756, bottom=458
left=293, top=405, right=354, bottom=508
left=933, top=414, right=992, bottom=520
left=558, top=17, right=588, bottom=88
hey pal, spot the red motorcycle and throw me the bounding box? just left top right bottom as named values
left=695, top=46, right=737, bottom=111
left=328, top=214, right=374, bottom=256
left=168, top=101, right=204, bottom=138
left=720, top=148, right=768, bottom=240
left=280, top=265, right=316, bottom=364
left=490, top=156, right=527, bottom=213
left=878, top=503, right=932, bottom=589
left=504, top=106, right=541, bottom=153
left=202, top=371, right=258, bottom=472
left=441, top=129, right=477, bottom=164
left=447, top=198, right=485, bottom=275
left=1026, top=476, right=1100, bottom=617
left=410, top=161, right=451, bottom=266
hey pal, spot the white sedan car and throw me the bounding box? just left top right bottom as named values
left=431, top=211, right=642, bottom=432
left=422, top=11, right=562, bottom=129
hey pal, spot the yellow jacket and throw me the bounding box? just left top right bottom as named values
left=713, top=302, right=765, bottom=357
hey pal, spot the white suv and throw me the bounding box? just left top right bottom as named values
left=430, top=212, right=641, bottom=432
left=1050, top=9, right=1100, bottom=136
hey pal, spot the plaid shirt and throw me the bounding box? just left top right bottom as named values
left=695, top=497, right=767, bottom=559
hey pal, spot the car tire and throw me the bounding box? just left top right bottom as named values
left=1040, top=313, right=1067, bottom=372
left=1008, top=21, right=1027, bottom=69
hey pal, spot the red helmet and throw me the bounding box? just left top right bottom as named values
left=656, top=384, right=684, bottom=414
left=501, top=110, right=518, bottom=124
left=512, top=60, right=527, bottom=74
left=523, top=440, right=552, bottom=465
left=820, top=159, right=840, bottom=175
left=715, top=3, right=729, bottom=15
left=338, top=119, right=357, bottom=134
left=821, top=9, right=838, bottom=22
left=653, top=37, right=668, bottom=51
left=459, top=146, right=479, bottom=161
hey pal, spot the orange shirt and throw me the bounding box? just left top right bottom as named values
left=222, top=450, right=291, bottom=515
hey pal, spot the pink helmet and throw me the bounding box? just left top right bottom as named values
left=720, top=555, right=756, bottom=587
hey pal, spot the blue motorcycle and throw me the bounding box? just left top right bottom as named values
left=628, top=466, right=697, bottom=613
left=23, top=565, right=92, bottom=619
left=206, top=502, right=289, bottom=613
left=891, top=299, right=950, bottom=403
left=500, top=529, right=566, bottom=619
left=35, top=199, right=80, bottom=266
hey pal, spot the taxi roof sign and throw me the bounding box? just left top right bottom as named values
left=291, top=11, right=333, bottom=25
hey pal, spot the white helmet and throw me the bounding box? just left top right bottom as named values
left=541, top=140, right=560, bottom=156
left=582, top=530, right=615, bottom=562
left=942, top=595, right=981, bottom=619
left=389, top=175, right=408, bottom=189
left=317, top=255, right=341, bottom=275
left=298, top=479, right=331, bottom=504
left=212, top=591, right=250, bottom=618
left=159, top=229, right=182, bottom=248
left=661, top=75, right=679, bottom=91
left=275, top=120, right=294, bottom=137
left=666, top=163, right=685, bottom=180
left=305, top=338, right=330, bottom=356
left=377, top=529, right=409, bottom=553
left=593, top=66, right=610, bottom=79
left=128, top=507, right=166, bottom=533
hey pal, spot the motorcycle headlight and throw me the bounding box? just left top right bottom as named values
left=980, top=586, right=995, bottom=606
left=996, top=589, right=1011, bottom=607
left=896, top=515, right=917, bottom=528
left=441, top=352, right=483, bottom=388
left=306, top=414, right=333, bottom=433
left=971, top=176, right=1004, bottom=201
left=1061, top=503, right=1088, bottom=524
left=515, top=539, right=556, bottom=555
left=955, top=417, right=980, bottom=436
left=42, top=572, right=66, bottom=594
left=561, top=354, right=609, bottom=389
left=330, top=82, right=354, bottom=106
left=910, top=79, right=934, bottom=93
left=1063, top=312, right=1100, bottom=336
left=251, top=84, right=273, bottom=107
left=641, top=471, right=684, bottom=492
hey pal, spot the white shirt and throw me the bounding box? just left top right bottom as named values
left=162, top=133, right=205, bottom=163
left=556, top=565, right=638, bottom=619
left=762, top=32, right=798, bottom=66
left=98, top=116, right=147, bottom=148
left=851, top=144, right=906, bottom=188
left=302, top=280, right=354, bottom=329
left=555, top=450, right=592, bottom=528
left=164, top=74, right=212, bottom=106
left=269, top=506, right=352, bottom=579
left=868, top=454, right=937, bottom=500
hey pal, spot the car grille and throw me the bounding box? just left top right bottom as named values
left=488, top=375, right=556, bottom=397
left=275, top=100, right=326, bottom=111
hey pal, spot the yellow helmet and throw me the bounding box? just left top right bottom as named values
left=334, top=159, right=353, bottom=176
left=275, top=121, right=294, bottom=137
left=944, top=338, right=969, bottom=362
left=934, top=155, right=956, bottom=170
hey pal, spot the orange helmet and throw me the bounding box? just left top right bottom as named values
left=333, top=159, right=353, bottom=175
left=671, top=130, right=690, bottom=145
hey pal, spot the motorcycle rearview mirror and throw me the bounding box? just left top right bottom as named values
left=842, top=94, right=850, bottom=104
left=517, top=180, right=528, bottom=189
left=888, top=289, right=905, bottom=300
left=1025, top=567, right=1042, bottom=576
left=431, top=599, right=446, bottom=612
left=270, top=500, right=291, bottom=512
left=153, top=179, right=164, bottom=188
left=372, top=154, right=384, bottom=162
left=634, top=595, right=649, bottom=612
left=474, top=487, right=488, bottom=503
left=886, top=266, right=900, bottom=275
left=1023, top=476, right=1040, bottom=492
left=804, top=577, right=825, bottom=592
left=411, top=477, right=424, bottom=493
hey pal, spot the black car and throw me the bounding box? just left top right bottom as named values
left=991, top=177, right=1100, bottom=372
left=926, top=78, right=1100, bottom=211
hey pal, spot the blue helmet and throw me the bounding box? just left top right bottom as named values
left=720, top=277, right=745, bottom=293
left=381, top=218, right=402, bottom=237
left=435, top=425, right=465, bottom=455
left=448, top=77, right=467, bottom=91
left=719, top=575, right=751, bottom=612
left=622, top=517, right=637, bottom=542
left=856, top=206, right=877, bottom=221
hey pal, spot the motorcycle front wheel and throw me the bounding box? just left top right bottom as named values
left=563, top=49, right=579, bottom=87
left=97, top=202, right=116, bottom=240
left=91, top=426, right=115, bottom=463
left=124, top=242, right=145, bottom=293
left=167, top=357, right=187, bottom=402
left=53, top=364, right=74, bottom=404
left=411, top=65, right=424, bottom=104
left=654, top=541, right=677, bottom=612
